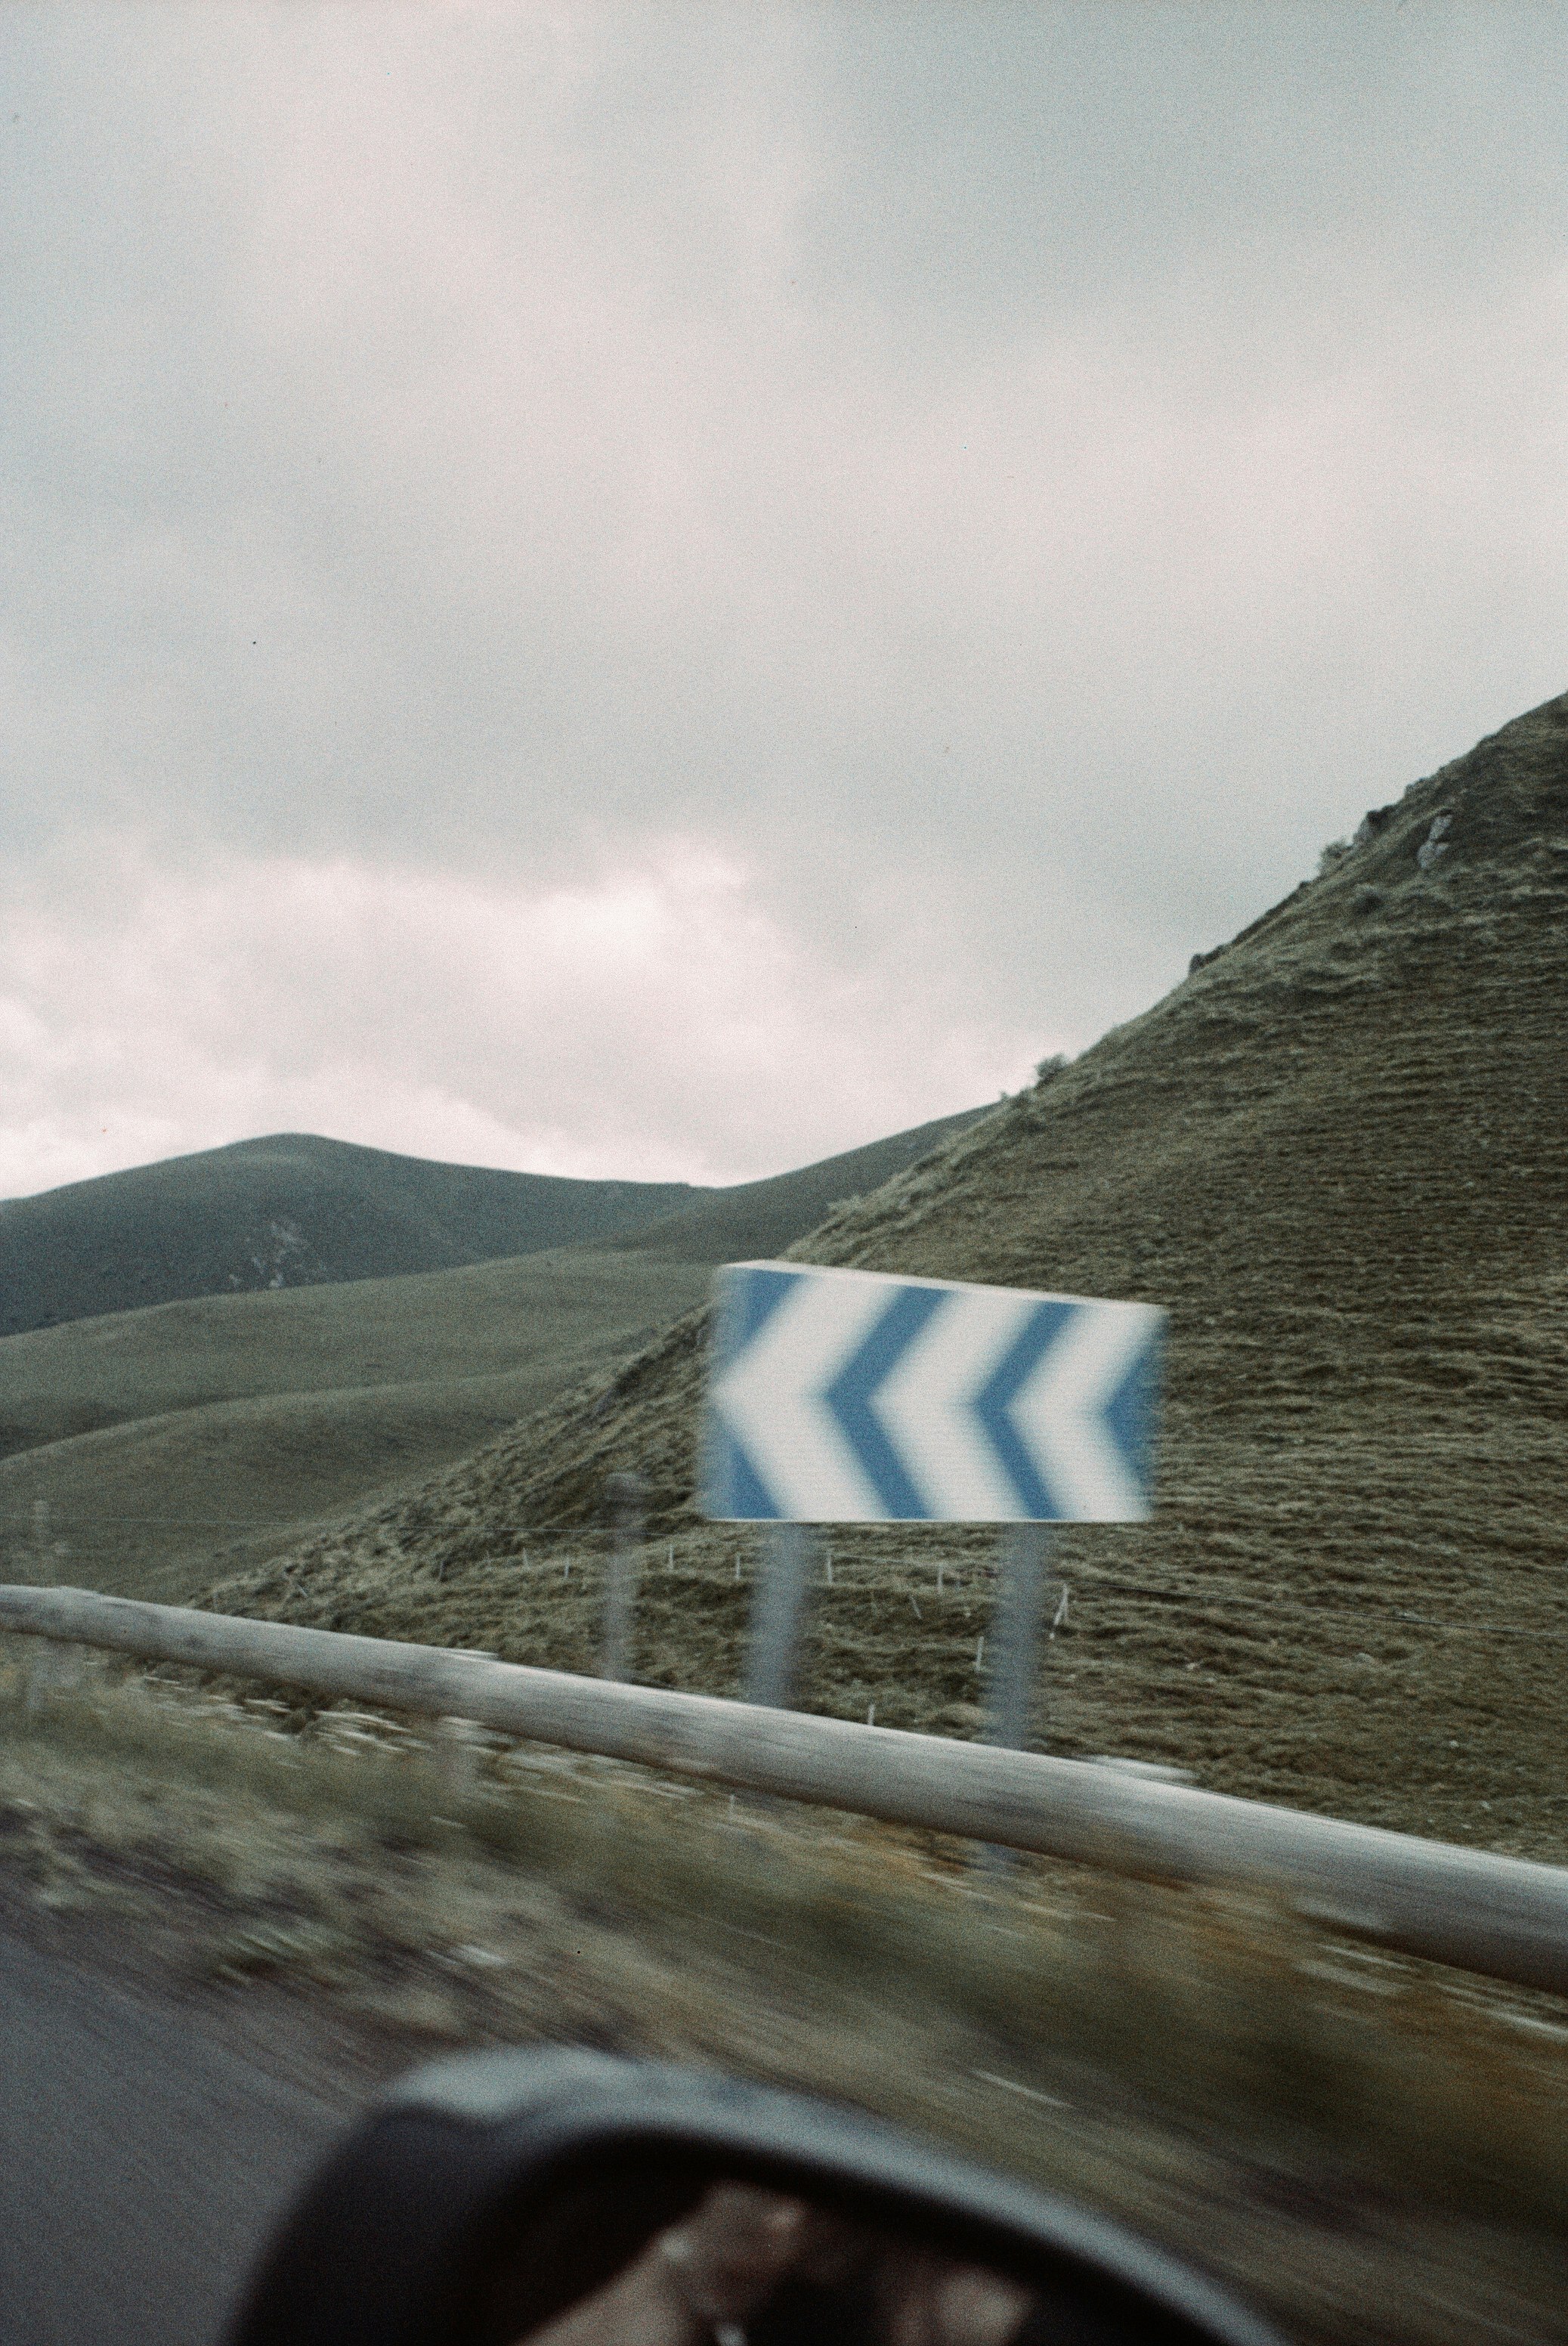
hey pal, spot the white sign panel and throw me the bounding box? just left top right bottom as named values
left=702, top=1261, right=1164, bottom=1524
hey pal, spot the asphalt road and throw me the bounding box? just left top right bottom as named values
left=0, top=1926, right=366, bottom=2346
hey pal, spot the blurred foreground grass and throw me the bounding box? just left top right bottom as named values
left=2, top=1653, right=1566, bottom=2344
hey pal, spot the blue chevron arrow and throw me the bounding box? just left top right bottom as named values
left=703, top=1261, right=1164, bottom=1524
left=707, top=1264, right=799, bottom=1519
left=972, top=1299, right=1079, bottom=1518
left=821, top=1283, right=948, bottom=1517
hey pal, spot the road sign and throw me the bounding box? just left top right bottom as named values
left=703, top=1261, right=1164, bottom=1524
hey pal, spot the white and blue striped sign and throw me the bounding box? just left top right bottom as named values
left=703, top=1261, right=1164, bottom=1524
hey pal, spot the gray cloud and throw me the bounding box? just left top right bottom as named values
left=3, top=4, right=1566, bottom=1193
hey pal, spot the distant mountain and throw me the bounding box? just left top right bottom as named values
left=0, top=1134, right=697, bottom=1337
left=0, top=1109, right=993, bottom=1340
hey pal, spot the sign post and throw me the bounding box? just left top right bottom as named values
left=600, top=1470, right=647, bottom=1684
left=979, top=1523, right=1054, bottom=1875
left=984, top=1525, right=1052, bottom=1755
left=702, top=1261, right=1164, bottom=1787
left=745, top=1524, right=817, bottom=1711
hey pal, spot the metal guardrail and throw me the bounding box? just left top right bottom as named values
left=5, top=1583, right=1568, bottom=1998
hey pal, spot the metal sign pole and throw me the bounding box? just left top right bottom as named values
left=983, top=1523, right=1053, bottom=1756
left=746, top=1523, right=815, bottom=1710
left=977, top=1523, right=1053, bottom=1876
left=599, top=1471, right=647, bottom=1683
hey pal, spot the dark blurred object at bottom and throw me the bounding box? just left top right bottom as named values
left=225, top=2049, right=1285, bottom=2346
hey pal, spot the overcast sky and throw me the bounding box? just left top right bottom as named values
left=4, top=3, right=1565, bottom=1198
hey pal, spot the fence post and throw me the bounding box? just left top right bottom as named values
left=745, top=1525, right=816, bottom=1710
left=600, top=1471, right=647, bottom=1683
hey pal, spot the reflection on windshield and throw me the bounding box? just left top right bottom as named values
left=515, top=2183, right=1037, bottom=2346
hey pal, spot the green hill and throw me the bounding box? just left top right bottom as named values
left=0, top=1132, right=699, bottom=1338
left=0, top=1109, right=991, bottom=1339
left=0, top=1247, right=711, bottom=1599
left=0, top=1106, right=989, bottom=1598
left=207, top=693, right=1568, bottom=1860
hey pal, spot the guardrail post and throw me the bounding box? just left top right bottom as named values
left=22, top=1636, right=85, bottom=1715
left=23, top=1637, right=51, bottom=1716
left=435, top=1714, right=484, bottom=1801
left=745, top=1525, right=817, bottom=1710
left=600, top=1472, right=647, bottom=1683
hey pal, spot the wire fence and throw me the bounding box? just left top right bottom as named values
left=5, top=1499, right=1568, bottom=1645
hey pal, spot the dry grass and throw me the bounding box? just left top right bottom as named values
left=4, top=1660, right=1568, bottom=2343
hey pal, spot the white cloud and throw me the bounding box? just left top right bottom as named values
left=0, top=839, right=1049, bottom=1199
left=2, top=7, right=1566, bottom=1196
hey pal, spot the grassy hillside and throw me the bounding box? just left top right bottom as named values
left=0, top=1132, right=700, bottom=1337
left=607, top=1103, right=991, bottom=1264
left=208, top=693, right=1568, bottom=1858
left=0, top=1249, right=710, bottom=1600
